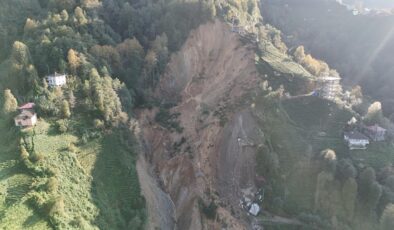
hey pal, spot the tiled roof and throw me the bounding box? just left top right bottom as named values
left=18, top=103, right=35, bottom=110
left=366, top=124, right=386, bottom=132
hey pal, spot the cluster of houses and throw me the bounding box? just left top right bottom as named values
left=14, top=73, right=67, bottom=128
left=343, top=118, right=387, bottom=150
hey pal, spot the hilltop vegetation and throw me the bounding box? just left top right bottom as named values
left=262, top=0, right=394, bottom=116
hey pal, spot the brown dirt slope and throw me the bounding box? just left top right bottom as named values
left=139, top=19, right=263, bottom=229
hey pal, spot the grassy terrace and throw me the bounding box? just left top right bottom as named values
left=0, top=118, right=145, bottom=229
left=256, top=40, right=315, bottom=95
left=258, top=40, right=312, bottom=79
left=0, top=118, right=50, bottom=229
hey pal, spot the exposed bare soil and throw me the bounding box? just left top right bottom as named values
left=138, top=20, right=263, bottom=229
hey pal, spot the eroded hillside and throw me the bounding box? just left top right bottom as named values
left=138, top=19, right=263, bottom=229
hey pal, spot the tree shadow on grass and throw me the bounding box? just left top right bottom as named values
left=90, top=129, right=146, bottom=230
left=22, top=209, right=43, bottom=228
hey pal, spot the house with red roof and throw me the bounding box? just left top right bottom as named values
left=14, top=103, right=37, bottom=127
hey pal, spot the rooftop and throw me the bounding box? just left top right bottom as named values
left=365, top=124, right=386, bottom=132
left=47, top=72, right=66, bottom=78
left=317, top=76, right=341, bottom=81
left=18, top=103, right=35, bottom=110
left=344, top=131, right=369, bottom=140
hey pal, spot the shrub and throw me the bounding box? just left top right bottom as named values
left=31, top=152, right=45, bottom=163
left=200, top=199, right=217, bottom=220
left=155, top=108, right=183, bottom=132
left=20, top=145, right=30, bottom=160
left=81, top=133, right=89, bottom=144
left=61, top=100, right=71, bottom=118
left=27, top=191, right=46, bottom=211
left=93, top=119, right=105, bottom=130
left=56, top=119, right=69, bottom=133
left=46, top=177, right=58, bottom=193
left=48, top=196, right=65, bottom=217
left=67, top=143, right=77, bottom=153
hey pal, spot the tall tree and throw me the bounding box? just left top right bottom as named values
left=61, top=100, right=71, bottom=118
left=2, top=89, right=18, bottom=114
left=365, top=101, right=383, bottom=125
left=11, top=41, right=31, bottom=65
left=359, top=167, right=382, bottom=212
left=67, top=49, right=80, bottom=74
left=380, top=204, right=394, bottom=230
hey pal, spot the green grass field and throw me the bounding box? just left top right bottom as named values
left=0, top=118, right=145, bottom=229
left=0, top=118, right=50, bottom=229
left=256, top=40, right=315, bottom=95
left=350, top=142, right=394, bottom=169
left=282, top=96, right=353, bottom=155
left=258, top=40, right=312, bottom=79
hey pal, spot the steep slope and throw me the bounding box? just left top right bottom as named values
left=139, top=19, right=263, bottom=229
left=138, top=16, right=394, bottom=230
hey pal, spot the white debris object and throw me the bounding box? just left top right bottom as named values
left=249, top=203, right=260, bottom=216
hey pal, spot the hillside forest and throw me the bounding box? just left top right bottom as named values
left=1, top=0, right=394, bottom=230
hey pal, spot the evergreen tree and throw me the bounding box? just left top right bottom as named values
left=61, top=100, right=71, bottom=118
left=359, top=167, right=382, bottom=213
left=68, top=90, right=76, bottom=109
left=74, top=6, right=87, bottom=25
left=67, top=49, right=80, bottom=74
left=341, top=178, right=357, bottom=220
left=380, top=204, right=394, bottom=230
left=11, top=41, right=31, bottom=65
left=365, top=101, right=383, bottom=125
left=2, top=89, right=18, bottom=114
left=294, top=46, right=306, bottom=63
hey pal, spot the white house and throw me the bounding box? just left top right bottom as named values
left=14, top=103, right=37, bottom=127
left=15, top=110, right=37, bottom=127
left=316, top=76, right=341, bottom=100
left=47, top=73, right=67, bottom=87
left=344, top=131, right=370, bottom=150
